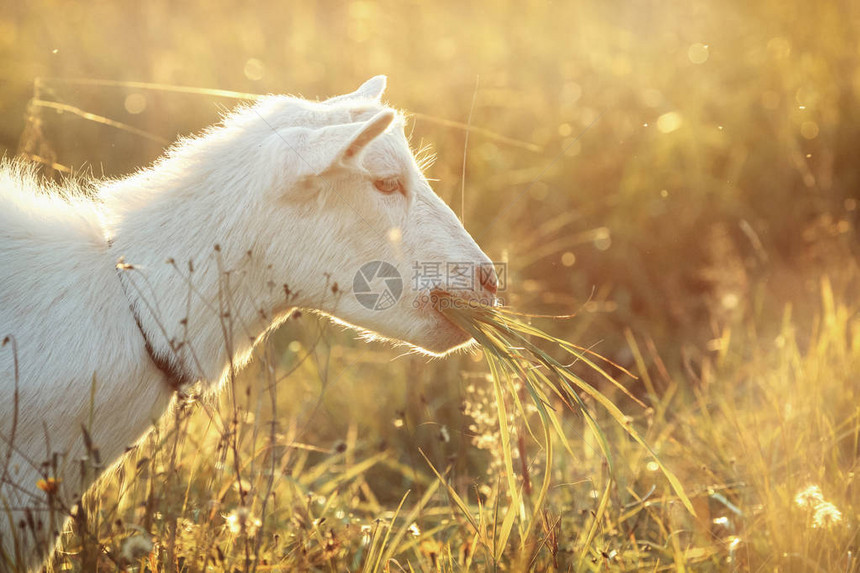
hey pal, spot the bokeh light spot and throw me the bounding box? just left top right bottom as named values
left=579, top=107, right=598, bottom=125
left=387, top=226, right=402, bottom=244
left=688, top=43, right=709, bottom=64
left=796, top=86, right=819, bottom=107
left=801, top=121, right=819, bottom=139
left=529, top=182, right=549, bottom=201
left=124, top=93, right=147, bottom=115
left=347, top=1, right=374, bottom=43
left=593, top=227, right=612, bottom=251
left=721, top=293, right=740, bottom=309
left=244, top=58, right=265, bottom=81
left=561, top=252, right=576, bottom=267
left=767, top=37, right=791, bottom=59
left=657, top=111, right=682, bottom=133
left=561, top=82, right=582, bottom=105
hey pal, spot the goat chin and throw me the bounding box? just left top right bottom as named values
left=414, top=309, right=476, bottom=355
left=321, top=306, right=474, bottom=356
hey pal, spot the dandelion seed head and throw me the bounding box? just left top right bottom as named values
left=224, top=507, right=261, bottom=536
left=812, top=502, right=842, bottom=528
left=225, top=512, right=241, bottom=534
left=120, top=534, right=153, bottom=562
left=794, top=484, right=824, bottom=509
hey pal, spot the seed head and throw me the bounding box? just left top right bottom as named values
left=812, top=502, right=843, bottom=529
left=794, top=484, right=824, bottom=509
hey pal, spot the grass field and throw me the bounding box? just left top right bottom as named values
left=1, top=0, right=859, bottom=570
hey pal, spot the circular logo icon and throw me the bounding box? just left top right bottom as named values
left=353, top=261, right=403, bottom=311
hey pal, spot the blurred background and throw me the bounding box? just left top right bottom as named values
left=2, top=1, right=859, bottom=566
left=4, top=0, right=858, bottom=349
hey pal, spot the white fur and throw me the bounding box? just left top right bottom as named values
left=0, top=77, right=495, bottom=568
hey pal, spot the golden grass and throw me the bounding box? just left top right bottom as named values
left=436, top=292, right=694, bottom=560
left=8, top=280, right=848, bottom=572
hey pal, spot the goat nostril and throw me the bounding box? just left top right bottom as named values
left=478, top=267, right=498, bottom=295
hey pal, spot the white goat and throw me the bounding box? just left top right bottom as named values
left=0, top=76, right=497, bottom=569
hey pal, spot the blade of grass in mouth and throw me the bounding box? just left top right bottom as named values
left=436, top=292, right=696, bottom=516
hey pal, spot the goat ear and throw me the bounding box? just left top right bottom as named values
left=325, top=75, right=387, bottom=104
left=301, top=110, right=395, bottom=178
left=338, top=109, right=395, bottom=164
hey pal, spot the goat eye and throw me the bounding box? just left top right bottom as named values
left=373, top=177, right=403, bottom=195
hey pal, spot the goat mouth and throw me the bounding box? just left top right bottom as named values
left=435, top=304, right=470, bottom=338
left=419, top=289, right=496, bottom=340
